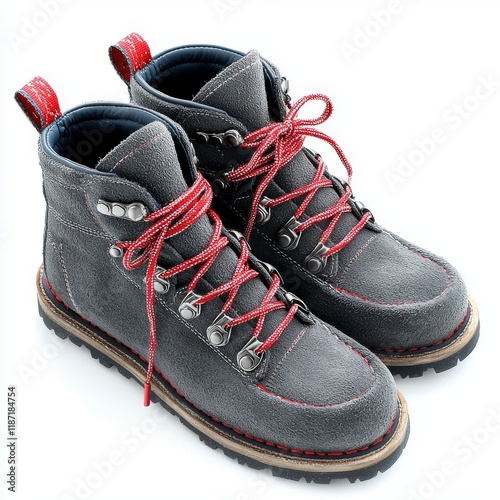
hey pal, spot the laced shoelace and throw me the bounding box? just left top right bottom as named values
left=116, top=174, right=298, bottom=406
left=226, top=94, right=372, bottom=257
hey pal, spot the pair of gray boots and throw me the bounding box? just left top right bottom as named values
left=15, top=33, right=479, bottom=483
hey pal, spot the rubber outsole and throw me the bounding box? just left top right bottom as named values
left=375, top=299, right=480, bottom=378
left=36, top=265, right=410, bottom=483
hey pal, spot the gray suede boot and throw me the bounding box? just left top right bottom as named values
left=110, top=34, right=480, bottom=377
left=15, top=77, right=409, bottom=482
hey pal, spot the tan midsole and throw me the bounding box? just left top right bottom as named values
left=37, top=265, right=408, bottom=473
left=377, top=298, right=479, bottom=367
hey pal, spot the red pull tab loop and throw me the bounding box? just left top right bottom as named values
left=109, top=33, right=153, bottom=85
left=14, top=77, right=62, bottom=132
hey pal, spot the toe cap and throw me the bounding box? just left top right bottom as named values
left=254, top=321, right=400, bottom=452
left=332, top=231, right=469, bottom=350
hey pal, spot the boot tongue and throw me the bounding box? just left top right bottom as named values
left=96, top=121, right=188, bottom=206
left=193, top=50, right=271, bottom=131
left=194, top=53, right=369, bottom=270
left=96, top=119, right=289, bottom=347
left=96, top=119, right=214, bottom=271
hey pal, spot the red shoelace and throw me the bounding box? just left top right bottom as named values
left=116, top=175, right=298, bottom=406
left=227, top=94, right=372, bottom=257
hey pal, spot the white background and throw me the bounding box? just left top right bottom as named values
left=1, top=1, right=500, bottom=499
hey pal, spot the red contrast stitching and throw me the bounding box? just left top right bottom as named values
left=260, top=330, right=375, bottom=407
left=337, top=233, right=379, bottom=287
left=44, top=277, right=396, bottom=457
left=368, top=309, right=469, bottom=354
left=334, top=246, right=452, bottom=306
left=257, top=380, right=373, bottom=409
left=108, top=131, right=167, bottom=172
left=266, top=327, right=307, bottom=384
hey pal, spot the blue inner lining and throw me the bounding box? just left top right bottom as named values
left=137, top=45, right=278, bottom=109
left=42, top=103, right=189, bottom=174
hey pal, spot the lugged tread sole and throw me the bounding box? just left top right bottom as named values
left=37, top=265, right=409, bottom=483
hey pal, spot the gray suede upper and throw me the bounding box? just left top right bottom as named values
left=128, top=46, right=470, bottom=353
left=38, top=102, right=398, bottom=452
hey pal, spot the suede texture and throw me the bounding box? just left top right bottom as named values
left=193, top=51, right=271, bottom=130
left=128, top=46, right=470, bottom=352
left=39, top=102, right=398, bottom=452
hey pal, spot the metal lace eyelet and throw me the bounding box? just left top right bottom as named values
left=210, top=168, right=235, bottom=195
left=179, top=291, right=203, bottom=319
left=195, top=130, right=243, bottom=149
left=304, top=243, right=330, bottom=274
left=276, top=217, right=301, bottom=250
left=284, top=291, right=309, bottom=314
left=350, top=198, right=374, bottom=222
left=109, top=245, right=123, bottom=258
left=228, top=229, right=245, bottom=241
left=255, top=196, right=272, bottom=225
left=237, top=337, right=264, bottom=371
left=97, top=200, right=148, bottom=222
left=258, top=260, right=283, bottom=284
left=143, top=266, right=170, bottom=294
left=227, top=229, right=251, bottom=251
left=223, top=130, right=244, bottom=148
left=281, top=76, right=291, bottom=103
left=211, top=176, right=230, bottom=195
left=206, top=312, right=233, bottom=347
